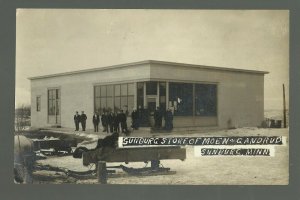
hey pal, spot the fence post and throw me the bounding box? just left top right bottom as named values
left=97, top=161, right=107, bottom=184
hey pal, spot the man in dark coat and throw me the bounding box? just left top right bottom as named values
left=101, top=112, right=108, bottom=132
left=74, top=111, right=80, bottom=131
left=80, top=111, right=87, bottom=131
left=131, top=109, right=139, bottom=130
left=113, top=112, right=120, bottom=133
left=107, top=112, right=114, bottom=133
left=92, top=112, right=100, bottom=132
left=154, top=107, right=163, bottom=129
left=165, top=109, right=173, bottom=131
left=118, top=110, right=128, bottom=134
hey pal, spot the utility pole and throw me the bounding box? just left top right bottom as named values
left=283, top=84, right=287, bottom=128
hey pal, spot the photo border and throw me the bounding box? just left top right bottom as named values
left=1, top=0, right=299, bottom=200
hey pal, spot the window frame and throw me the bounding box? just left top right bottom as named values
left=168, top=81, right=218, bottom=117
left=36, top=96, right=41, bottom=112
left=94, top=82, right=135, bottom=115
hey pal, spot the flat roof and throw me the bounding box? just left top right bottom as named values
left=28, top=60, right=269, bottom=80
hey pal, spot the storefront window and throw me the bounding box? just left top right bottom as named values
left=121, top=96, right=127, bottom=110
left=114, top=97, right=121, bottom=111
left=169, top=83, right=193, bottom=116
left=128, top=83, right=134, bottom=96
left=114, top=85, right=120, bottom=96
left=121, top=84, right=127, bottom=96
left=107, top=85, right=113, bottom=97
left=101, top=85, right=106, bottom=97
left=195, top=84, right=217, bottom=116
left=128, top=96, right=134, bottom=114
left=146, top=81, right=157, bottom=95
left=95, top=83, right=134, bottom=114
left=106, top=97, right=113, bottom=112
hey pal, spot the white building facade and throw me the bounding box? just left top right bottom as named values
left=29, top=60, right=268, bottom=130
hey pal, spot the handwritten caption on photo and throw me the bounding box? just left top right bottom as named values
left=118, top=136, right=286, bottom=157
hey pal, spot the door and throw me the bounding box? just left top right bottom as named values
left=147, top=97, right=157, bottom=127
left=147, top=98, right=157, bottom=116
left=48, top=89, right=61, bottom=125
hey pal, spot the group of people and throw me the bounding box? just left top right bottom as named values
left=74, top=110, right=128, bottom=134
left=100, top=110, right=128, bottom=134
left=164, top=108, right=174, bottom=130
left=73, top=111, right=87, bottom=131
left=74, top=107, right=174, bottom=133
left=153, top=107, right=174, bottom=131
left=131, top=107, right=174, bottom=131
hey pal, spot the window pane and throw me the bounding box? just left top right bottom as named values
left=101, top=85, right=106, bottom=97
left=121, top=84, right=128, bottom=96
left=48, top=100, right=54, bottom=115
left=106, top=97, right=113, bottom=112
left=48, top=90, right=55, bottom=115
left=56, top=100, right=60, bottom=115
left=128, top=83, right=134, bottom=95
left=195, top=84, right=217, bottom=116
left=146, top=81, right=157, bottom=95
left=48, top=90, right=52, bottom=100
left=137, top=82, right=144, bottom=90
left=56, top=89, right=60, bottom=99
left=128, top=96, right=134, bottom=115
left=114, top=97, right=121, bottom=111
left=169, top=83, right=193, bottom=116
left=52, top=101, right=55, bottom=115
left=159, top=82, right=166, bottom=96
left=95, top=86, right=100, bottom=97
left=121, top=96, right=127, bottom=111
left=114, top=85, right=120, bottom=96
left=95, top=98, right=101, bottom=113
left=107, top=85, right=113, bottom=97
left=51, top=90, right=55, bottom=99
left=100, top=97, right=106, bottom=110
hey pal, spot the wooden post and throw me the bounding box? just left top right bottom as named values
left=97, top=161, right=107, bottom=184
left=151, top=160, right=160, bottom=170
left=283, top=84, right=287, bottom=128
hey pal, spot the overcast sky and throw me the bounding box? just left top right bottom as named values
left=16, top=9, right=289, bottom=110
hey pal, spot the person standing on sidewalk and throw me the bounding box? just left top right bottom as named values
left=80, top=111, right=87, bottom=131
left=92, top=112, right=100, bottom=132
left=74, top=111, right=80, bottom=131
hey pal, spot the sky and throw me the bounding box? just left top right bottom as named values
left=16, top=9, right=289, bottom=110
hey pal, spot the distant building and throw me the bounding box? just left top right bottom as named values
left=29, top=60, right=268, bottom=130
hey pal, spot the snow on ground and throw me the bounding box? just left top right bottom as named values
left=34, top=127, right=288, bottom=185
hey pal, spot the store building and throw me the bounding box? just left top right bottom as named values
left=29, top=60, right=268, bottom=130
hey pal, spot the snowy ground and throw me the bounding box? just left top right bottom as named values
left=32, top=127, right=288, bottom=185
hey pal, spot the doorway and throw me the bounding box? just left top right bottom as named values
left=147, top=97, right=157, bottom=127
left=47, top=88, right=61, bottom=126
left=147, top=97, right=157, bottom=116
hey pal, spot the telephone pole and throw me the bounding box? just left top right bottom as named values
left=283, top=84, right=287, bottom=128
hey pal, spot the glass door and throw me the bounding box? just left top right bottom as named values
left=147, top=97, right=157, bottom=116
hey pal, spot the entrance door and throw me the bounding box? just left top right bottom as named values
left=48, top=89, right=61, bottom=126
left=147, top=97, right=157, bottom=116
left=147, top=97, right=157, bottom=127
